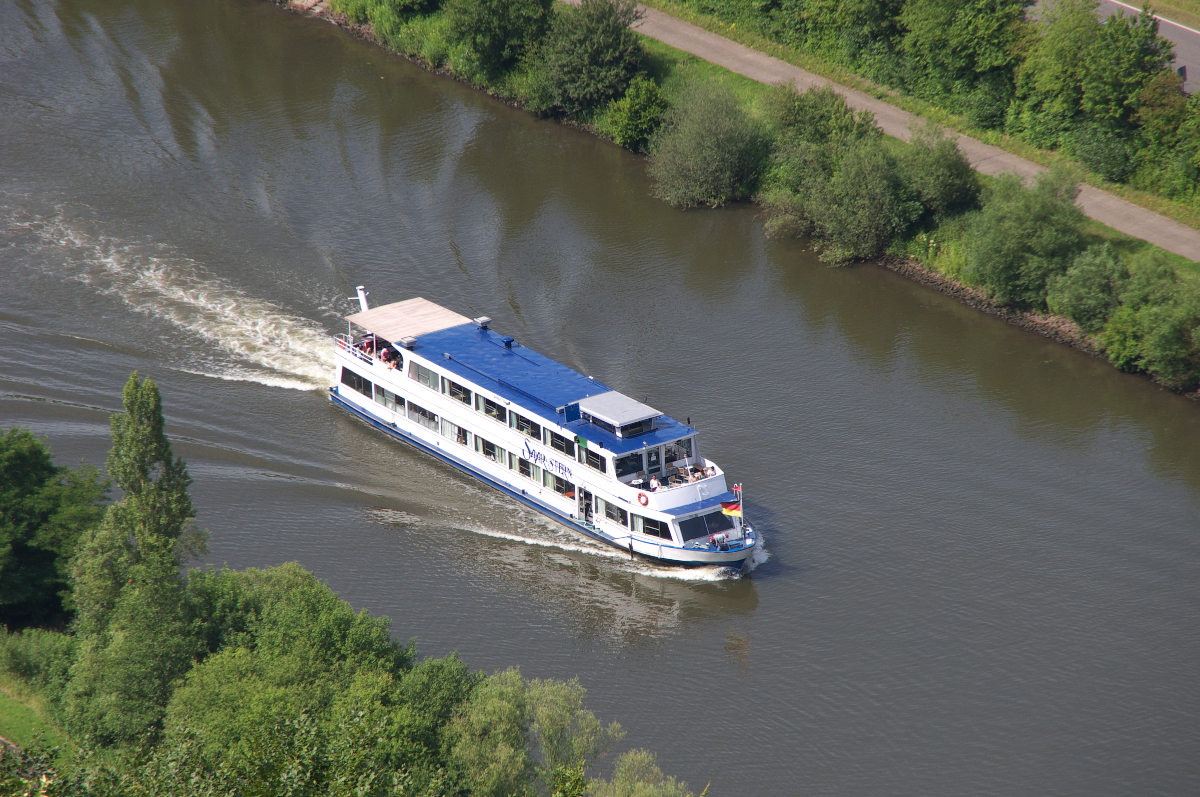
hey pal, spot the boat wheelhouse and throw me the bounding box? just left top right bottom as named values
left=329, top=291, right=757, bottom=570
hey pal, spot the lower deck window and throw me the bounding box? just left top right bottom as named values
left=514, top=456, right=541, bottom=482
left=677, top=510, right=735, bottom=541
left=546, top=430, right=575, bottom=457
left=632, top=514, right=672, bottom=540
left=441, top=419, right=469, bottom=447
left=475, top=435, right=506, bottom=464
left=341, top=367, right=372, bottom=398
left=407, top=402, right=438, bottom=432
left=543, top=472, right=574, bottom=498
left=374, top=385, right=402, bottom=413
left=597, top=498, right=628, bottom=527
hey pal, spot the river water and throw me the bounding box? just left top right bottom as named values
left=2, top=0, right=1199, bottom=793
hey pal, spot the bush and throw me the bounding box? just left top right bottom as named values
left=897, top=120, right=980, bottom=222
left=803, top=138, right=923, bottom=265
left=1046, top=243, right=1128, bottom=333
left=603, top=77, right=668, bottom=151
left=0, top=627, right=76, bottom=702
left=1068, top=123, right=1134, bottom=183
left=524, top=0, right=644, bottom=120
left=965, top=170, right=1085, bottom=308
left=647, top=81, right=767, bottom=207
left=443, top=0, right=553, bottom=83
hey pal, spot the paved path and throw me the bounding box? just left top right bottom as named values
left=630, top=6, right=1200, bottom=262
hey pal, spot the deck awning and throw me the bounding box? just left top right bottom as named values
left=576, top=391, right=660, bottom=426
left=346, top=297, right=472, bottom=342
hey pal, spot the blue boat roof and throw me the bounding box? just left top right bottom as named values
left=412, top=323, right=694, bottom=456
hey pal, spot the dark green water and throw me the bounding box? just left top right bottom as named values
left=2, top=0, right=1199, bottom=793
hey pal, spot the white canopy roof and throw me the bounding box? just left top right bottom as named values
left=577, top=391, right=660, bottom=427
left=346, top=297, right=471, bottom=341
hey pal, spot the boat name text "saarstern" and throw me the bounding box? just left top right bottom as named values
left=522, top=438, right=574, bottom=480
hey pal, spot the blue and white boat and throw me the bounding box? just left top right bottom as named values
left=329, top=290, right=757, bottom=571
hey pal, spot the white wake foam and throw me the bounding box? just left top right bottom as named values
left=21, top=211, right=335, bottom=390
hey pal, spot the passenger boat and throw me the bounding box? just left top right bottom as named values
left=329, top=290, right=757, bottom=571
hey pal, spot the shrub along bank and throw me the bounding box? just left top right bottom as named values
left=311, top=0, right=1200, bottom=392
left=0, top=375, right=698, bottom=797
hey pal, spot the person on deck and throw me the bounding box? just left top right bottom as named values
left=649, top=474, right=660, bottom=491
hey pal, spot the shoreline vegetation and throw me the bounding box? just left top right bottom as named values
left=0, top=376, right=701, bottom=797
left=278, top=0, right=1200, bottom=398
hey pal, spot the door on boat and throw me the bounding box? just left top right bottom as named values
left=578, top=489, right=594, bottom=524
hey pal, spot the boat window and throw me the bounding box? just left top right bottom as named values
left=677, top=510, right=735, bottom=542
left=410, top=362, right=439, bottom=391
left=619, top=418, right=655, bottom=438
left=646, top=447, right=661, bottom=475
left=614, top=452, right=642, bottom=479
left=516, top=456, right=541, bottom=482
left=373, top=385, right=402, bottom=413
left=407, top=402, right=439, bottom=432
left=476, top=394, right=507, bottom=424
left=631, top=514, right=671, bottom=540
left=582, top=413, right=615, bottom=434
left=510, top=412, right=541, bottom=440
left=580, top=447, right=606, bottom=474
left=440, top=419, right=469, bottom=447
left=664, top=437, right=692, bottom=465
left=442, top=377, right=472, bottom=406
left=546, top=430, right=575, bottom=457
left=341, top=367, right=373, bottom=398
left=543, top=471, right=574, bottom=498
left=597, top=498, right=628, bottom=527
left=475, top=435, right=506, bottom=464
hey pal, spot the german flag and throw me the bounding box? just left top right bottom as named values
left=720, top=500, right=742, bottom=517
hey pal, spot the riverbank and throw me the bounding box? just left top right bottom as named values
left=272, top=0, right=1200, bottom=401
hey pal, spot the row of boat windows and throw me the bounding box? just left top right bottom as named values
left=410, top=362, right=610, bottom=474
left=351, top=360, right=696, bottom=480
left=342, top=367, right=675, bottom=541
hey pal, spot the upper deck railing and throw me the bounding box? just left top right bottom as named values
left=336, top=334, right=374, bottom=365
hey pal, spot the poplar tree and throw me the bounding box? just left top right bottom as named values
left=63, top=373, right=203, bottom=746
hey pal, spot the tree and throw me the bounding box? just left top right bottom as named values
left=61, top=373, right=205, bottom=747
left=589, top=749, right=694, bottom=797
left=898, top=0, right=1030, bottom=127
left=71, top=373, right=202, bottom=639
left=443, top=0, right=553, bottom=82
left=0, top=428, right=107, bottom=627
left=647, top=81, right=767, bottom=207
left=525, top=0, right=645, bottom=120
left=803, top=137, right=922, bottom=264
left=1046, top=243, right=1128, bottom=332
left=605, top=77, right=668, bottom=151
left=897, top=120, right=980, bottom=222
left=965, top=170, right=1085, bottom=308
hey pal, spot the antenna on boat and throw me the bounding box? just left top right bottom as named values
left=355, top=286, right=370, bottom=313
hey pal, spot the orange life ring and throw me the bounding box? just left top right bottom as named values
left=637, top=492, right=649, bottom=506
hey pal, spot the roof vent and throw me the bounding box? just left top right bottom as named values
left=502, top=336, right=514, bottom=349
left=473, top=316, right=491, bottom=330
left=399, top=336, right=417, bottom=349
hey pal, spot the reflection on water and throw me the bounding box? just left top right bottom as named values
left=362, top=505, right=760, bottom=645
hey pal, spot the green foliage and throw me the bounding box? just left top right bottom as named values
left=447, top=667, right=533, bottom=797
left=802, top=138, right=923, bottom=264
left=443, top=0, right=553, bottom=82
left=897, top=0, right=1029, bottom=125
left=1046, top=243, right=1128, bottom=333
left=589, top=749, right=694, bottom=797
left=524, top=0, right=645, bottom=120
left=60, top=537, right=196, bottom=748
left=647, top=81, right=767, bottom=207
left=965, top=170, right=1086, bottom=308
left=0, top=428, right=107, bottom=627
left=604, top=77, right=669, bottom=151
left=1094, top=257, right=1200, bottom=388
left=897, top=121, right=980, bottom=222
left=0, top=627, right=76, bottom=701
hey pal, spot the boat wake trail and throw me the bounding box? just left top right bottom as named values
left=13, top=208, right=335, bottom=390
